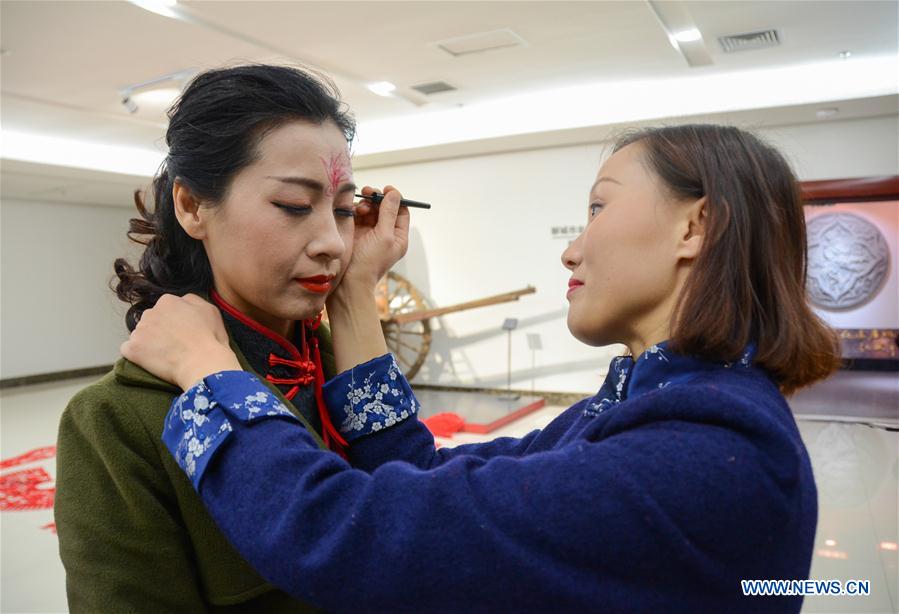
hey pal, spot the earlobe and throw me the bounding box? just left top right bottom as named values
left=172, top=180, right=207, bottom=240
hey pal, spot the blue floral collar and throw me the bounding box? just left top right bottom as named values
left=585, top=340, right=756, bottom=417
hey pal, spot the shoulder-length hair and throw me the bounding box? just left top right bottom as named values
left=613, top=124, right=841, bottom=394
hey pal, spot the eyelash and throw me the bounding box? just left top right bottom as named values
left=272, top=203, right=355, bottom=218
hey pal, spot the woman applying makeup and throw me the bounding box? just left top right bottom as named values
left=123, top=125, right=840, bottom=612
left=53, top=64, right=381, bottom=610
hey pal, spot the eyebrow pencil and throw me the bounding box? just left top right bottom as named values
left=355, top=192, right=431, bottom=209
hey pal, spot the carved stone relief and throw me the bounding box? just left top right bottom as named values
left=806, top=213, right=890, bottom=310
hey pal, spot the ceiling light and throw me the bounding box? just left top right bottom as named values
left=131, top=88, right=181, bottom=108
left=367, top=82, right=397, bottom=97
left=119, top=69, right=195, bottom=114
left=839, top=50, right=852, bottom=59
left=121, top=97, right=139, bottom=114
left=127, top=0, right=179, bottom=19
left=646, top=1, right=711, bottom=66
left=815, top=549, right=848, bottom=560
left=674, top=29, right=702, bottom=43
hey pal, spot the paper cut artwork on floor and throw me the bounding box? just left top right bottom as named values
left=0, top=445, right=57, bottom=533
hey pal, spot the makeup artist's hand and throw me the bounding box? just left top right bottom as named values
left=324, top=186, right=407, bottom=372
left=120, top=293, right=241, bottom=391
left=339, top=185, right=410, bottom=291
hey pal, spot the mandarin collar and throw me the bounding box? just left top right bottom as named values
left=585, top=340, right=757, bottom=417
left=210, top=290, right=322, bottom=434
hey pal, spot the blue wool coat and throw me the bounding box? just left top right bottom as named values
left=162, top=342, right=817, bottom=613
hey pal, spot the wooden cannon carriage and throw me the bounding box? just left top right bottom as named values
left=375, top=272, right=535, bottom=379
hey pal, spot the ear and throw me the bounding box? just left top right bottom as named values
left=172, top=179, right=207, bottom=240
left=675, top=196, right=707, bottom=261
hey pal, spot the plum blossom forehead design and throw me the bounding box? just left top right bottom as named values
left=321, top=150, right=352, bottom=197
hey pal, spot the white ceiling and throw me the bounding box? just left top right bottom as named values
left=1, top=0, right=897, bottom=205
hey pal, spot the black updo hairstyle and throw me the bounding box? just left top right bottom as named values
left=113, top=64, right=356, bottom=331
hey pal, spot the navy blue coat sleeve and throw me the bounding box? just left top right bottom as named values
left=163, top=370, right=796, bottom=612
left=320, top=352, right=577, bottom=472
left=198, top=418, right=792, bottom=612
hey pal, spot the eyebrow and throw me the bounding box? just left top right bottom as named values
left=591, top=176, right=622, bottom=191
left=267, top=176, right=357, bottom=195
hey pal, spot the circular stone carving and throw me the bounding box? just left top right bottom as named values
left=806, top=213, right=891, bottom=310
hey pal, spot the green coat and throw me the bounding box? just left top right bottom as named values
left=55, top=320, right=336, bottom=612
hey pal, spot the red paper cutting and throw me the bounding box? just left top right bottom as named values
left=0, top=446, right=57, bottom=512
left=0, top=446, right=56, bottom=469
left=422, top=412, right=466, bottom=437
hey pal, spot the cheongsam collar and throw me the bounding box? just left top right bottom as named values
left=585, top=340, right=756, bottom=417
left=210, top=289, right=317, bottom=402
left=209, top=289, right=347, bottom=454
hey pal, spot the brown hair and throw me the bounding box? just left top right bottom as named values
left=613, top=124, right=841, bottom=394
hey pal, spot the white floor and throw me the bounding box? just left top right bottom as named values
left=1, top=376, right=896, bottom=613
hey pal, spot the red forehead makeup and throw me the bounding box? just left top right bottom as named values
left=322, top=151, right=352, bottom=196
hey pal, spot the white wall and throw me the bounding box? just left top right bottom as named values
left=0, top=199, right=138, bottom=379
left=2, top=114, right=897, bottom=390
left=354, top=114, right=899, bottom=393
left=762, top=116, right=899, bottom=181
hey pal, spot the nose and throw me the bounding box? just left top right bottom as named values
left=561, top=232, right=582, bottom=272
left=305, top=209, right=347, bottom=261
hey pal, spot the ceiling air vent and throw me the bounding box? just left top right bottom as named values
left=718, top=29, right=780, bottom=53
left=410, top=81, right=457, bottom=95
left=436, top=29, right=527, bottom=57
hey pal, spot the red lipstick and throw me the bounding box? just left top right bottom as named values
left=567, top=278, right=584, bottom=297
left=296, top=275, right=334, bottom=294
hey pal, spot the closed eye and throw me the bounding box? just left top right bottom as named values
left=272, top=202, right=312, bottom=216
left=334, top=207, right=356, bottom=218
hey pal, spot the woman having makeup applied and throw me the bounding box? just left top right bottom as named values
left=54, top=64, right=386, bottom=611
left=123, top=125, right=840, bottom=613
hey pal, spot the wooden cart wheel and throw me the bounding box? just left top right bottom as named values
left=376, top=271, right=431, bottom=380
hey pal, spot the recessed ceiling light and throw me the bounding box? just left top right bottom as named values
left=839, top=50, right=852, bottom=59
left=367, top=82, right=397, bottom=97
left=128, top=0, right=179, bottom=19
left=674, top=29, right=703, bottom=43
left=816, top=107, right=839, bottom=119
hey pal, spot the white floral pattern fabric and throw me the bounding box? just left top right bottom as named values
left=321, top=353, right=420, bottom=442
left=584, top=341, right=757, bottom=418
left=162, top=372, right=299, bottom=488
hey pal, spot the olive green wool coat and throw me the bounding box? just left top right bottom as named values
left=55, top=323, right=336, bottom=612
